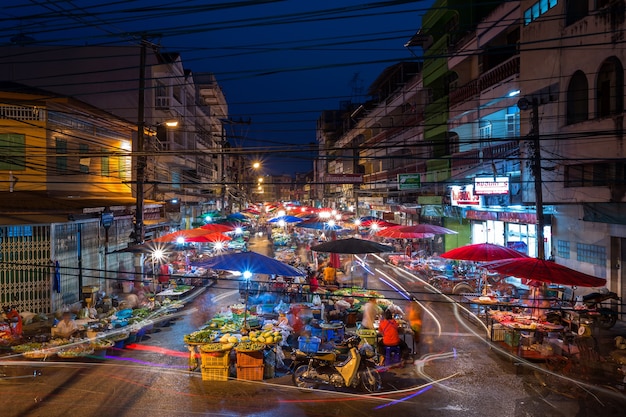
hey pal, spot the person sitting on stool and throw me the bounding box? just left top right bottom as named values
left=377, top=309, right=409, bottom=366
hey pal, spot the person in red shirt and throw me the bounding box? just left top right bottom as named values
left=309, top=274, right=319, bottom=293
left=377, top=309, right=409, bottom=365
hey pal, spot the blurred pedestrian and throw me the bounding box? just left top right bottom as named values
left=406, top=300, right=423, bottom=353
left=361, top=297, right=381, bottom=330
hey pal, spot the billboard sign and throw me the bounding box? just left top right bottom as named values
left=474, top=176, right=510, bottom=195
left=325, top=174, right=363, bottom=184
left=397, top=173, right=421, bottom=190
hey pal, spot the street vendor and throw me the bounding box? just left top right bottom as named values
left=377, top=309, right=410, bottom=365
left=52, top=311, right=80, bottom=338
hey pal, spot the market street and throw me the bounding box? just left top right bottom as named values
left=1, top=235, right=625, bottom=417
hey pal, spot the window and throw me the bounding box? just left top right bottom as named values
left=556, top=240, right=570, bottom=259
left=596, top=57, right=624, bottom=118
left=155, top=80, right=169, bottom=109
left=524, top=0, right=558, bottom=25
left=566, top=71, right=589, bottom=124
left=79, top=143, right=89, bottom=173
left=577, top=243, right=606, bottom=266
left=479, top=121, right=492, bottom=139
left=101, top=148, right=109, bottom=176
left=55, top=139, right=68, bottom=174
left=565, top=162, right=613, bottom=187
left=505, top=113, right=520, bottom=137
left=0, top=133, right=25, bottom=170
left=171, top=170, right=181, bottom=190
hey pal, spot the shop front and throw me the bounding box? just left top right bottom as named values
left=465, top=210, right=552, bottom=258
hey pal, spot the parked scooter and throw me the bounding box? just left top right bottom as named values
left=291, top=334, right=382, bottom=392
left=581, top=291, right=620, bottom=329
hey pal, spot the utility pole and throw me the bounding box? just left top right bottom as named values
left=518, top=97, right=545, bottom=260
left=134, top=38, right=147, bottom=245
left=133, top=38, right=148, bottom=286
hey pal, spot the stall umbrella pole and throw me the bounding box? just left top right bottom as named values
left=242, top=271, right=252, bottom=332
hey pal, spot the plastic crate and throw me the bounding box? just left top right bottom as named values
left=298, top=336, right=321, bottom=353
left=504, top=331, right=520, bottom=347
left=310, top=327, right=323, bottom=339
left=236, top=365, right=264, bottom=381
left=201, top=350, right=231, bottom=367
left=201, top=366, right=229, bottom=381
left=236, top=350, right=264, bottom=367
left=323, top=327, right=345, bottom=342
left=489, top=324, right=505, bottom=342
left=356, top=329, right=377, bottom=347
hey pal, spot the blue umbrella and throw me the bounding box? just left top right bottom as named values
left=227, top=212, right=249, bottom=221
left=268, top=215, right=303, bottom=224
left=192, top=251, right=304, bottom=276
left=297, top=220, right=344, bottom=231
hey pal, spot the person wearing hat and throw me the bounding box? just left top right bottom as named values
left=52, top=311, right=79, bottom=338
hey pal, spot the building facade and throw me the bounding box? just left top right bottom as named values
left=0, top=84, right=140, bottom=313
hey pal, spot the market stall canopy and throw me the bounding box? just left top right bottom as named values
left=311, top=237, right=394, bottom=254
left=296, top=220, right=344, bottom=231
left=440, top=243, right=529, bottom=262
left=376, top=226, right=434, bottom=239
left=359, top=219, right=399, bottom=228
left=483, top=258, right=606, bottom=287
left=185, top=232, right=232, bottom=243
left=199, top=223, right=236, bottom=233
left=268, top=215, right=303, bottom=224
left=226, top=212, right=249, bottom=221
left=393, top=224, right=458, bottom=235
left=153, top=228, right=219, bottom=243
left=192, top=251, right=305, bottom=276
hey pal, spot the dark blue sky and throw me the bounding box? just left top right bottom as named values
left=1, top=0, right=433, bottom=175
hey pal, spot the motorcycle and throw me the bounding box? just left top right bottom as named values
left=547, top=291, right=620, bottom=330
left=580, top=291, right=620, bottom=329
left=291, top=334, right=382, bottom=392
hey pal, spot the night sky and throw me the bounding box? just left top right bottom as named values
left=1, top=0, right=433, bottom=175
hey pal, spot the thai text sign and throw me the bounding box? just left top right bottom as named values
left=474, top=176, right=510, bottom=195
left=398, top=173, right=421, bottom=190
left=325, top=174, right=363, bottom=184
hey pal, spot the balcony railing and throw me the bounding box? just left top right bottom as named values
left=479, top=56, right=520, bottom=92
left=449, top=56, right=520, bottom=108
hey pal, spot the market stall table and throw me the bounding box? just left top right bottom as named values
left=156, top=286, right=194, bottom=301
left=488, top=310, right=567, bottom=361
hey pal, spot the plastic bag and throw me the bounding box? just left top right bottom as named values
left=312, top=294, right=322, bottom=306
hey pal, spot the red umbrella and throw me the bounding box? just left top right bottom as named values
left=483, top=258, right=606, bottom=287
left=376, top=226, right=434, bottom=239
left=360, top=219, right=399, bottom=229
left=153, top=228, right=217, bottom=243
left=192, top=232, right=232, bottom=243
left=200, top=223, right=235, bottom=233
left=394, top=224, right=458, bottom=235
left=440, top=243, right=529, bottom=262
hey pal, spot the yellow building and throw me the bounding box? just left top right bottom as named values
left=0, top=83, right=142, bottom=313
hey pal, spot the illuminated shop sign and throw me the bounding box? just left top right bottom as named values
left=450, top=185, right=481, bottom=207
left=473, top=176, right=510, bottom=195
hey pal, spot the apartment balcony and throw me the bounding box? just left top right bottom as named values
left=449, top=56, right=520, bottom=108
left=363, top=162, right=427, bottom=184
